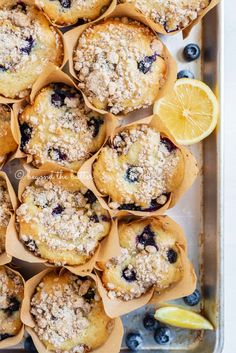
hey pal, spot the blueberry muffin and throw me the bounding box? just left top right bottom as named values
left=119, top=0, right=210, bottom=32
left=19, top=84, right=106, bottom=171
left=30, top=270, right=114, bottom=352
left=36, top=0, right=112, bottom=26
left=0, top=105, right=17, bottom=164
left=73, top=17, right=167, bottom=114
left=0, top=266, right=24, bottom=342
left=100, top=218, right=183, bottom=301
left=16, top=173, right=111, bottom=266
left=0, top=0, right=64, bottom=99
left=0, top=178, right=12, bottom=256
left=93, top=124, right=184, bottom=212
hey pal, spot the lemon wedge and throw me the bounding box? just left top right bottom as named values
left=154, top=306, right=214, bottom=330
left=153, top=78, right=219, bottom=145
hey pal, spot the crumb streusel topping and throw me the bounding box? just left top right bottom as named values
left=0, top=178, right=12, bottom=255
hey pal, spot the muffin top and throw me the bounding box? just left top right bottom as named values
left=74, top=17, right=167, bottom=114
left=102, top=218, right=183, bottom=301
left=0, top=266, right=24, bottom=340
left=16, top=174, right=111, bottom=266
left=120, top=0, right=210, bottom=32
left=0, top=178, right=12, bottom=255
left=0, top=105, right=17, bottom=158
left=93, top=124, right=184, bottom=211
left=31, top=270, right=114, bottom=352
left=19, top=84, right=106, bottom=171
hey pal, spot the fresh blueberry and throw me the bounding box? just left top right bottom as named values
left=59, top=0, right=71, bottom=8
left=154, top=327, right=172, bottom=345
left=126, top=333, right=143, bottom=351
left=0, top=65, right=7, bottom=72
left=161, top=137, right=177, bottom=153
left=0, top=333, right=12, bottom=341
left=138, top=54, right=158, bottom=74
left=167, top=249, right=178, bottom=264
left=83, top=288, right=95, bottom=303
left=84, top=190, right=97, bottom=204
left=122, top=267, right=137, bottom=282
left=143, top=313, right=159, bottom=331
left=24, top=336, right=38, bottom=353
left=52, top=205, right=65, bottom=216
left=48, top=147, right=67, bottom=161
left=20, top=36, right=34, bottom=55
left=87, top=118, right=104, bottom=137
left=184, top=289, right=201, bottom=306
left=90, top=214, right=99, bottom=223
left=183, top=44, right=201, bottom=62
left=177, top=70, right=195, bottom=79
left=137, top=226, right=157, bottom=249
left=20, top=122, right=33, bottom=150
left=4, top=297, right=20, bottom=315
left=126, top=166, right=140, bottom=183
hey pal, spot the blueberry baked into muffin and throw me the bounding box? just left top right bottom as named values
left=0, top=266, right=24, bottom=342
left=73, top=17, right=167, bottom=114
left=93, top=124, right=184, bottom=212
left=0, top=178, right=12, bottom=256
left=36, top=0, right=112, bottom=26
left=0, top=105, right=17, bottom=164
left=119, top=0, right=210, bottom=32
left=16, top=173, right=111, bottom=266
left=19, top=84, right=106, bottom=171
left=0, top=0, right=64, bottom=99
left=30, top=270, right=114, bottom=352
left=100, top=218, right=183, bottom=301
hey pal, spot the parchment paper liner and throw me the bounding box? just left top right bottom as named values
left=115, top=1, right=220, bottom=38
left=64, top=5, right=177, bottom=116
left=7, top=168, right=112, bottom=272
left=94, top=215, right=196, bottom=317
left=0, top=171, right=18, bottom=266
left=0, top=0, right=68, bottom=103
left=35, top=0, right=117, bottom=28
left=0, top=265, right=25, bottom=349
left=11, top=64, right=117, bottom=172
left=21, top=268, right=124, bottom=353
left=77, top=115, right=199, bottom=217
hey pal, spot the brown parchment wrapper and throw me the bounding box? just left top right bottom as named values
left=116, top=1, right=220, bottom=38
left=94, top=215, right=196, bottom=317
left=7, top=167, right=112, bottom=272
left=64, top=5, right=177, bottom=116
left=77, top=115, right=199, bottom=217
left=11, top=63, right=117, bottom=172
left=0, top=171, right=18, bottom=266
left=21, top=268, right=124, bottom=353
left=0, top=265, right=25, bottom=349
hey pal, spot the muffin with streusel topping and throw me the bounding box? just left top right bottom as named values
left=0, top=0, right=64, bottom=99
left=35, top=0, right=112, bottom=26
left=0, top=266, right=24, bottom=342
left=0, top=178, right=12, bottom=257
left=73, top=17, right=168, bottom=114
left=100, top=218, right=183, bottom=301
left=19, top=84, right=106, bottom=171
left=16, top=173, right=111, bottom=266
left=0, top=105, right=17, bottom=165
left=30, top=270, right=114, bottom=352
left=93, top=124, right=184, bottom=212
left=119, top=0, right=210, bottom=32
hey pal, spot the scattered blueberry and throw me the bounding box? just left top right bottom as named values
left=48, top=147, right=67, bottom=161
left=0, top=65, right=7, bottom=72
left=0, top=333, right=12, bottom=341
left=138, top=54, right=158, bottom=74
left=126, top=166, right=140, bottom=183
left=59, top=0, right=71, bottom=8
left=118, top=203, right=141, bottom=211
left=90, top=214, right=99, bottom=223
left=137, top=225, right=157, bottom=249
left=87, top=117, right=104, bottom=137
left=20, top=36, right=34, bottom=55
left=24, top=336, right=38, bottom=353
left=154, top=327, right=172, bottom=345
left=122, top=267, right=137, bottom=282
left=167, top=249, right=178, bottom=264
left=51, top=92, right=65, bottom=108
left=24, top=239, right=38, bottom=254
left=161, top=137, right=177, bottom=153
left=52, top=205, right=65, bottom=216
left=83, top=288, right=95, bottom=303
left=20, top=122, right=32, bottom=150
left=183, top=44, right=201, bottom=62
left=84, top=190, right=97, bottom=204
left=126, top=333, right=143, bottom=351
left=184, top=289, right=201, bottom=306
left=177, top=70, right=195, bottom=79
left=143, top=313, right=159, bottom=331
left=4, top=297, right=20, bottom=315
left=101, top=215, right=110, bottom=222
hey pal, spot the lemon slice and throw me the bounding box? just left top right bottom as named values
left=153, top=78, right=219, bottom=145
left=154, top=306, right=214, bottom=330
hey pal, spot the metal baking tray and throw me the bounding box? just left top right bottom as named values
left=1, top=3, right=224, bottom=353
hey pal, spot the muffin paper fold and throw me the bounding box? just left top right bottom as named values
left=95, top=215, right=197, bottom=317
left=77, top=115, right=199, bottom=217
left=0, top=265, right=25, bottom=349
left=64, top=5, right=177, bottom=116
left=0, top=171, right=18, bottom=266
left=21, top=268, right=124, bottom=353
